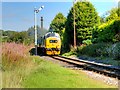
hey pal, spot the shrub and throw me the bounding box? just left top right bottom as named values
left=78, top=43, right=110, bottom=57
left=62, top=51, right=77, bottom=57
left=107, top=42, right=120, bottom=60
left=82, top=39, right=92, bottom=45
left=77, top=42, right=120, bottom=60
left=76, top=44, right=86, bottom=53
left=92, top=19, right=120, bottom=43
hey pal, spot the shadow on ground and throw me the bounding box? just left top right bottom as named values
left=29, top=47, right=45, bottom=56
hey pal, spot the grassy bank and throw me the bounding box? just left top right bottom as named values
left=2, top=43, right=117, bottom=88
left=23, top=59, right=116, bottom=88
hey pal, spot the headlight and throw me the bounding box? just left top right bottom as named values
left=46, top=48, right=51, bottom=50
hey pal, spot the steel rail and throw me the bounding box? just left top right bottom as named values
left=51, top=56, right=120, bottom=79
left=58, top=55, right=120, bottom=71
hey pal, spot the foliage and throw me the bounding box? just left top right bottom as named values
left=82, top=39, right=92, bottom=45
left=77, top=44, right=86, bottom=52
left=62, top=45, right=77, bottom=56
left=105, top=7, right=119, bottom=22
left=77, top=42, right=120, bottom=60
left=100, top=15, right=106, bottom=23
left=107, top=42, right=120, bottom=60
left=92, top=19, right=120, bottom=43
left=63, top=1, right=100, bottom=50
left=2, top=26, right=47, bottom=45
left=62, top=51, right=77, bottom=57
left=92, top=7, right=120, bottom=43
left=2, top=31, right=32, bottom=45
left=78, top=43, right=109, bottom=57
left=50, top=12, right=66, bottom=37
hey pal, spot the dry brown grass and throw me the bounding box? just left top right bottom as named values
left=2, top=42, right=36, bottom=88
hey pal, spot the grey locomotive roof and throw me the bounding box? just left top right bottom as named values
left=44, top=32, right=60, bottom=38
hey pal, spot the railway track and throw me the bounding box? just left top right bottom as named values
left=50, top=55, right=120, bottom=80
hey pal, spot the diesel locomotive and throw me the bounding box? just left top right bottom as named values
left=40, top=32, right=61, bottom=55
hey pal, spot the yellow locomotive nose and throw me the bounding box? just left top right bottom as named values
left=40, top=32, right=61, bottom=55
left=45, top=38, right=61, bottom=55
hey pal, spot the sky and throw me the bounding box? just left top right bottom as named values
left=1, top=0, right=119, bottom=31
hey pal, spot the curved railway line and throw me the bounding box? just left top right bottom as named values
left=50, top=55, right=120, bottom=80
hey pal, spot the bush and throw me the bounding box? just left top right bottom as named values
left=62, top=51, right=77, bottom=57
left=77, top=42, right=120, bottom=60
left=81, top=43, right=109, bottom=57
left=107, top=42, right=120, bottom=60
left=92, top=19, right=120, bottom=43
left=82, top=39, right=92, bottom=45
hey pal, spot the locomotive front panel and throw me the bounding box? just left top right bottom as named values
left=45, top=37, right=61, bottom=55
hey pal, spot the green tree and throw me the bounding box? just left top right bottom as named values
left=50, top=12, right=66, bottom=36
left=8, top=31, right=28, bottom=43
left=2, top=26, right=47, bottom=45
left=92, top=7, right=120, bottom=43
left=106, top=7, right=119, bottom=22
left=95, top=19, right=120, bottom=43
left=2, top=30, right=16, bottom=42
left=64, top=1, right=100, bottom=49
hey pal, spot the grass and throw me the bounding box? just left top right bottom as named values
left=2, top=43, right=117, bottom=88
left=22, top=59, right=116, bottom=88
left=2, top=42, right=35, bottom=88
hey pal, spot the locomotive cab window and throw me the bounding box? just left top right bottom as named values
left=49, top=40, right=58, bottom=43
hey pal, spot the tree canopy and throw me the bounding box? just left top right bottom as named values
left=50, top=12, right=66, bottom=36
left=2, top=26, right=47, bottom=45
left=92, top=7, right=120, bottom=43
left=63, top=1, right=100, bottom=49
left=105, top=7, right=120, bottom=22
